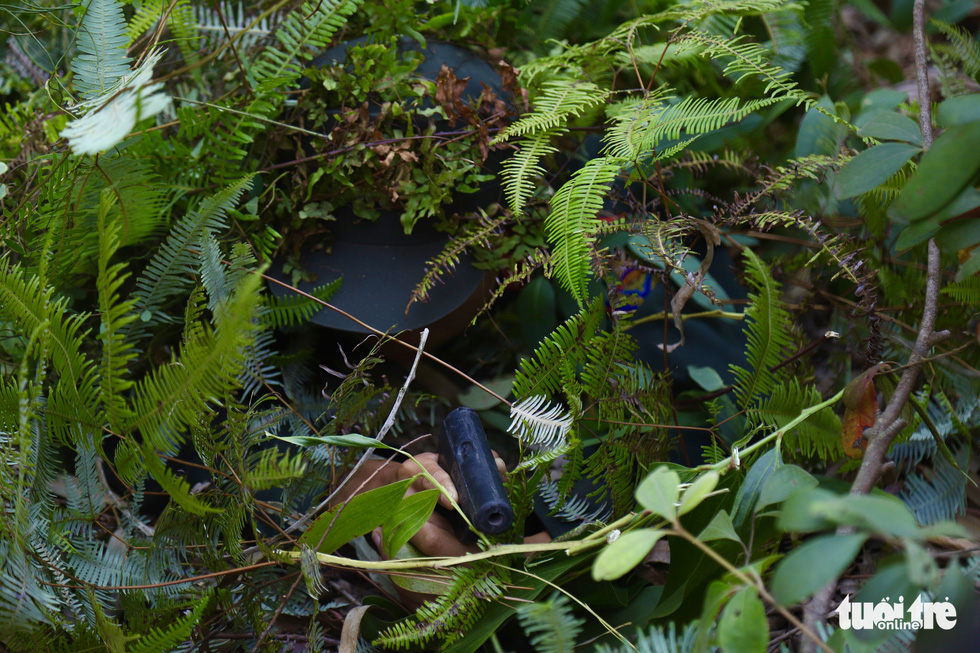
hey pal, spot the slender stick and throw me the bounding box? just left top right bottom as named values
left=912, top=0, right=934, bottom=150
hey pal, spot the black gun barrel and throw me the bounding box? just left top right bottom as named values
left=438, top=407, right=514, bottom=536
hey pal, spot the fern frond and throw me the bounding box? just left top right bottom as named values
left=932, top=19, right=980, bottom=79
left=495, top=80, right=607, bottom=143
left=752, top=378, right=842, bottom=460
left=97, top=197, right=137, bottom=433
left=127, top=266, right=263, bottom=454
left=193, top=1, right=276, bottom=52
left=605, top=94, right=780, bottom=160
left=537, top=480, right=611, bottom=524
left=125, top=591, right=209, bottom=653
left=546, top=157, right=619, bottom=303
left=410, top=212, right=506, bottom=307
left=595, top=621, right=698, bottom=653
left=73, top=0, right=131, bottom=101
left=508, top=395, right=573, bottom=449
left=513, top=299, right=605, bottom=398
left=500, top=129, right=560, bottom=214
left=260, top=280, right=342, bottom=329
left=375, top=565, right=502, bottom=648
left=252, top=0, right=359, bottom=89
left=63, top=48, right=171, bottom=156
left=0, top=260, right=100, bottom=431
left=126, top=176, right=253, bottom=341
left=729, top=249, right=794, bottom=409
left=899, top=447, right=969, bottom=525
left=941, top=276, right=980, bottom=303
left=516, top=591, right=585, bottom=653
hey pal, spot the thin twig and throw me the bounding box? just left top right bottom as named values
left=285, top=328, right=429, bottom=535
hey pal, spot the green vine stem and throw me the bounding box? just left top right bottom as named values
left=698, top=388, right=845, bottom=474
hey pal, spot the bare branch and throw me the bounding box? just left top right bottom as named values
left=913, top=0, right=934, bottom=149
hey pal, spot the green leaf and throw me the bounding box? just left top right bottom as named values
left=635, top=467, right=681, bottom=521
left=895, top=219, right=941, bottom=250
left=272, top=433, right=393, bottom=450
left=732, top=448, right=780, bottom=529
left=834, top=142, right=920, bottom=199
left=698, top=510, right=741, bottom=543
left=936, top=95, right=980, bottom=127
left=458, top=376, right=514, bottom=411
left=717, top=586, right=768, bottom=653
left=820, top=494, right=921, bottom=538
left=771, top=533, right=868, bottom=605
left=755, top=464, right=818, bottom=513
left=592, top=529, right=666, bottom=581
left=856, top=111, right=923, bottom=145
left=688, top=365, right=725, bottom=392
left=382, top=489, right=440, bottom=558
left=678, top=471, right=719, bottom=516
left=299, top=478, right=412, bottom=554
left=890, top=121, right=980, bottom=222
left=778, top=487, right=838, bottom=532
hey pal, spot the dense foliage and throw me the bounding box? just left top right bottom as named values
left=0, top=0, right=978, bottom=651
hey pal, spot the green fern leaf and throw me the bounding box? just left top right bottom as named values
left=126, top=176, right=253, bottom=341
left=125, top=591, right=210, bottom=653
left=495, top=80, right=607, bottom=143
left=73, top=0, right=131, bottom=101
left=752, top=378, right=842, bottom=460
left=500, top=129, right=559, bottom=214
left=516, top=591, right=584, bottom=653
left=729, top=249, right=794, bottom=409
left=546, top=157, right=619, bottom=304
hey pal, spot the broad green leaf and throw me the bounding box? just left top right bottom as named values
left=795, top=96, right=841, bottom=157
left=904, top=538, right=940, bottom=587
left=778, top=487, right=838, bottom=532
left=771, top=533, right=868, bottom=605
left=732, top=449, right=780, bottom=530
left=934, top=189, right=980, bottom=251
left=636, top=467, right=680, bottom=521
left=817, top=494, right=920, bottom=538
left=271, top=432, right=393, bottom=450
left=458, top=375, right=514, bottom=410
left=390, top=542, right=453, bottom=594
left=835, top=142, right=920, bottom=199
left=895, top=188, right=980, bottom=251
left=894, top=219, right=941, bottom=250
left=299, top=478, right=412, bottom=554
left=856, top=111, right=923, bottom=145
left=718, top=586, right=768, bottom=653
left=755, top=464, right=817, bottom=513
left=695, top=581, right=734, bottom=652
left=382, top=489, right=439, bottom=558
left=688, top=365, right=725, bottom=392
left=592, top=529, right=665, bottom=581
left=678, top=471, right=719, bottom=516
left=890, top=121, right=980, bottom=222
left=517, top=274, right=557, bottom=348
left=698, top=510, right=741, bottom=543
left=937, top=95, right=980, bottom=127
